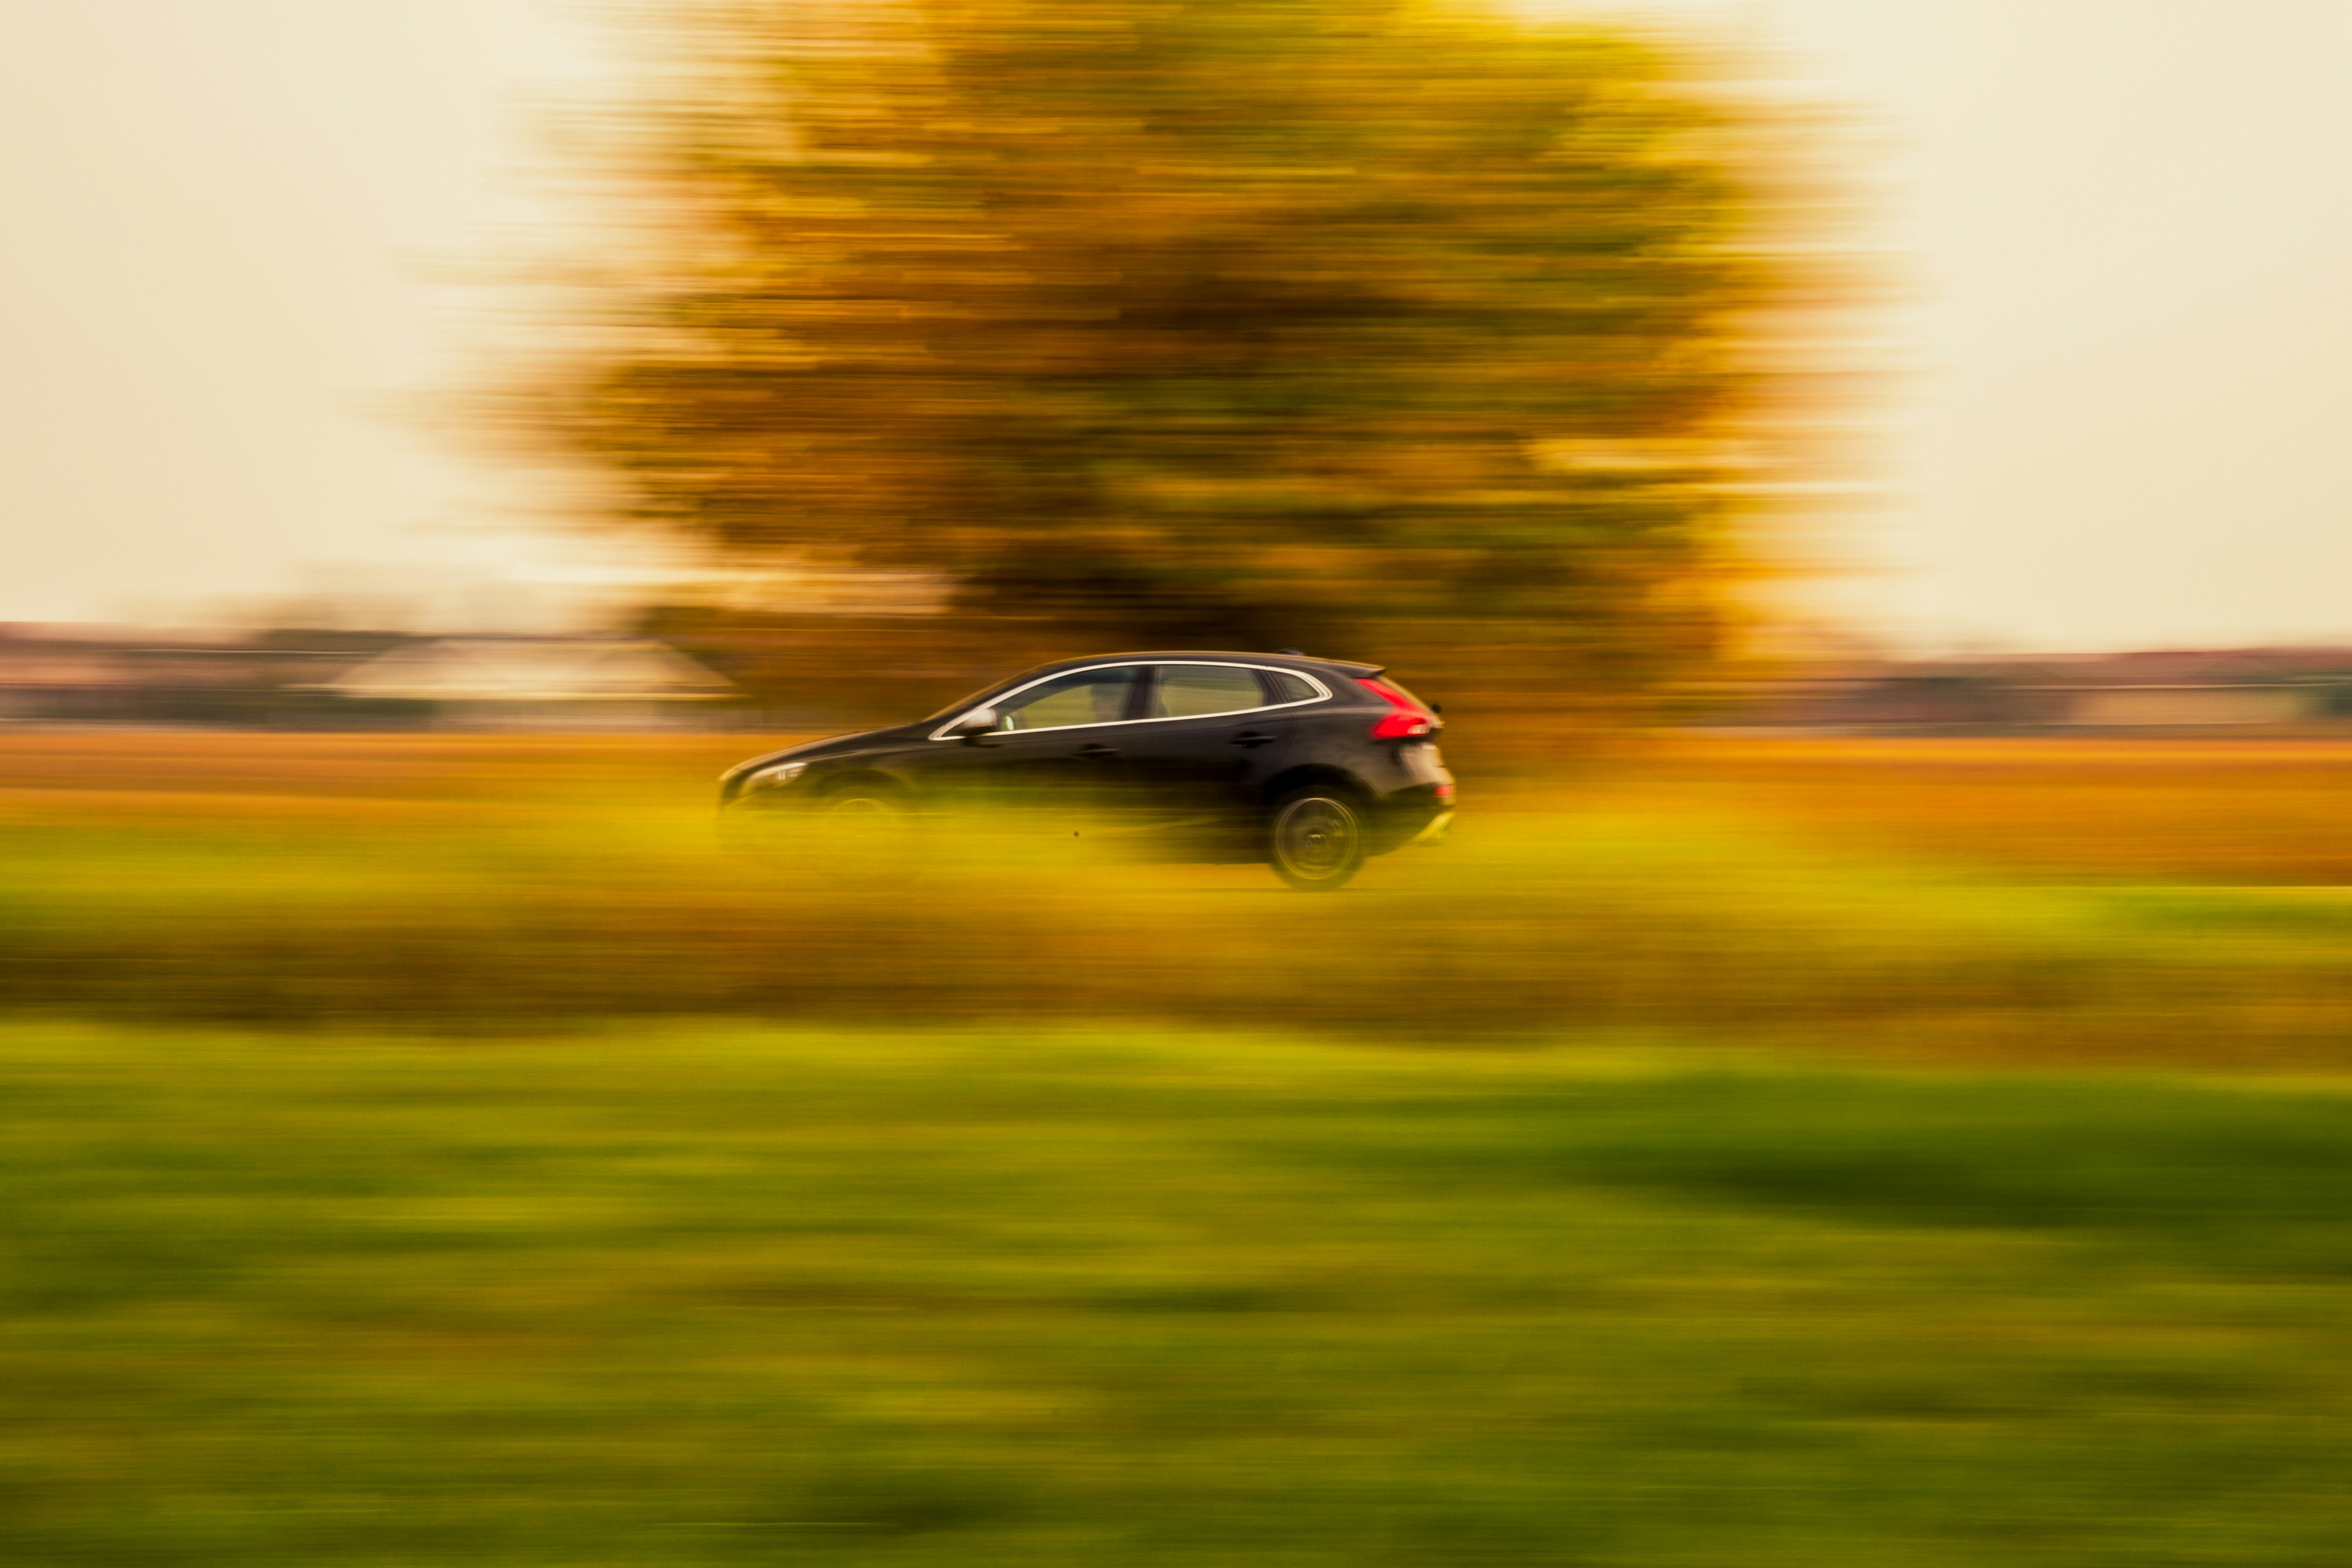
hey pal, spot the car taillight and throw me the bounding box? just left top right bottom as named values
left=1360, top=677, right=1437, bottom=739
left=1368, top=709, right=1434, bottom=739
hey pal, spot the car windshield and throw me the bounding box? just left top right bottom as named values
left=918, top=665, right=1062, bottom=724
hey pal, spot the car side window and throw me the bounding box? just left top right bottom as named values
left=1148, top=664, right=1269, bottom=720
left=1260, top=670, right=1318, bottom=704
left=992, top=666, right=1142, bottom=731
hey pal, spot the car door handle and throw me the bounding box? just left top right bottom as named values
left=1229, top=731, right=1278, bottom=748
left=1075, top=743, right=1122, bottom=759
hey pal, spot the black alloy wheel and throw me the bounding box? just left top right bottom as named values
left=1267, top=788, right=1366, bottom=891
left=722, top=788, right=922, bottom=887
left=810, top=789, right=921, bottom=887
left=716, top=795, right=795, bottom=855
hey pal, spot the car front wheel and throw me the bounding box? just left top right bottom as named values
left=721, top=788, right=921, bottom=887
left=810, top=789, right=920, bottom=887
left=1267, top=788, right=1366, bottom=891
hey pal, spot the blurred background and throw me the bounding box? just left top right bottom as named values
left=7, top=3, right=2352, bottom=1565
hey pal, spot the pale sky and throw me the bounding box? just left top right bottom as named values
left=4, top=0, right=2349, bottom=650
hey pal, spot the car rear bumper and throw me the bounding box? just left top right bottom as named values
left=1364, top=779, right=1453, bottom=853
left=1401, top=808, right=1454, bottom=848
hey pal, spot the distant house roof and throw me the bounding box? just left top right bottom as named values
left=322, top=638, right=733, bottom=702
left=2018, top=648, right=2352, bottom=690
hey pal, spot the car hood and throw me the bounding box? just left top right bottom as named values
left=716, top=727, right=918, bottom=797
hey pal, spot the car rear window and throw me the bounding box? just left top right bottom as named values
left=1149, top=664, right=1267, bottom=719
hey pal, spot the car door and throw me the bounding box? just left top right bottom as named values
left=1116, top=662, right=1311, bottom=835
left=906, top=663, right=1147, bottom=828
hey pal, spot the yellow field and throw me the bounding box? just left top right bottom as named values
left=9, top=728, right=2351, bottom=876
left=3, top=729, right=2350, bottom=1065
left=1629, top=735, right=2352, bottom=883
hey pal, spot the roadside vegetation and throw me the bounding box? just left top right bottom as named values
left=5, top=732, right=2352, bottom=1061
left=8, top=732, right=2352, bottom=1564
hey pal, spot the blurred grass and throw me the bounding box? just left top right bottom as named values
left=9, top=1023, right=2352, bottom=1564
left=11, top=734, right=2352, bottom=1562
left=3, top=732, right=2352, bottom=1061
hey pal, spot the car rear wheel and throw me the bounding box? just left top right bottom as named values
left=1267, top=788, right=1366, bottom=891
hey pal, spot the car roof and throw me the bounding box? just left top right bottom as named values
left=1022, top=650, right=1385, bottom=680
left=912, top=650, right=1388, bottom=726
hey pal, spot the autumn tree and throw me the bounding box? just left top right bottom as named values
left=532, top=0, right=1824, bottom=705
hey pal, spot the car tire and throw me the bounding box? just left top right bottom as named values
left=811, top=788, right=921, bottom=887
left=1266, top=787, right=1367, bottom=892
left=722, top=787, right=921, bottom=888
left=716, top=793, right=797, bottom=855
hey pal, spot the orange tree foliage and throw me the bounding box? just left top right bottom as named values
left=540, top=0, right=1818, bottom=699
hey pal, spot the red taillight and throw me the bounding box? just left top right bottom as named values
left=1360, top=677, right=1437, bottom=739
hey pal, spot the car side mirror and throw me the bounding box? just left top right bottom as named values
left=947, top=708, right=999, bottom=742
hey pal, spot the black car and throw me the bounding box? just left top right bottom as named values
left=718, top=651, right=1455, bottom=889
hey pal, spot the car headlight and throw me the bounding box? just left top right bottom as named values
left=746, top=760, right=808, bottom=791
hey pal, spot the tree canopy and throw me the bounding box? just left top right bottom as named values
left=534, top=0, right=1825, bottom=701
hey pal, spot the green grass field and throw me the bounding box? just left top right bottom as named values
left=11, top=1025, right=2352, bottom=1565
left=6, top=733, right=2352, bottom=1563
